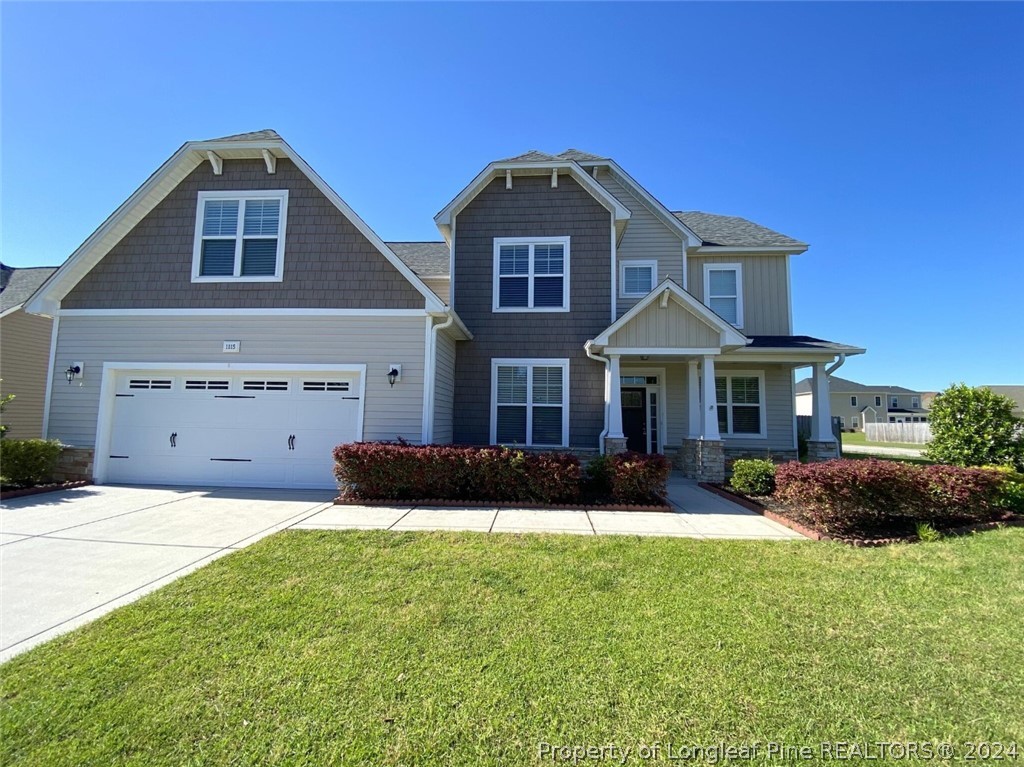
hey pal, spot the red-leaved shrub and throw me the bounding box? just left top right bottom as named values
left=333, top=442, right=581, bottom=503
left=607, top=451, right=671, bottom=504
left=774, top=458, right=1007, bottom=537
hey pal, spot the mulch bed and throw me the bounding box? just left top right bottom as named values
left=334, top=494, right=674, bottom=513
left=0, top=480, right=91, bottom=501
left=700, top=482, right=1023, bottom=546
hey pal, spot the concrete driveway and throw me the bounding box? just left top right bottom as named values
left=0, top=485, right=334, bottom=661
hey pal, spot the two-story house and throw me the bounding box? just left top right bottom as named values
left=795, top=376, right=928, bottom=431
left=26, top=131, right=863, bottom=488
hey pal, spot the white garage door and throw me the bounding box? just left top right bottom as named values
left=106, top=370, right=361, bottom=489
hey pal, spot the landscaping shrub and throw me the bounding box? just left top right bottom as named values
left=0, top=439, right=63, bottom=486
left=983, top=465, right=1024, bottom=513
left=333, top=443, right=581, bottom=503
left=606, top=451, right=670, bottom=504
left=924, top=383, right=1024, bottom=470
left=774, top=458, right=1009, bottom=537
left=730, top=459, right=776, bottom=496
left=775, top=459, right=924, bottom=536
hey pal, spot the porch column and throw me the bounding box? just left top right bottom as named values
left=810, top=361, right=834, bottom=442
left=687, top=359, right=701, bottom=438
left=607, top=354, right=624, bottom=439
left=700, top=355, right=721, bottom=440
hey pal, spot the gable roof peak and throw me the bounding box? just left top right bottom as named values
left=556, top=149, right=607, bottom=162
left=499, top=149, right=559, bottom=163
left=203, top=129, right=282, bottom=143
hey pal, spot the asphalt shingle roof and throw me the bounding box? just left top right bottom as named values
left=982, top=386, right=1024, bottom=416
left=674, top=211, right=806, bottom=249
left=748, top=336, right=857, bottom=352
left=386, top=242, right=449, bottom=277
left=204, top=129, right=282, bottom=143
left=0, top=265, right=58, bottom=313
left=795, top=375, right=920, bottom=396
left=499, top=149, right=608, bottom=163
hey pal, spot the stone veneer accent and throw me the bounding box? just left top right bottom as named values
left=723, top=447, right=799, bottom=473
left=604, top=437, right=628, bottom=455
left=53, top=447, right=94, bottom=482
left=673, top=439, right=725, bottom=483
left=806, top=440, right=839, bottom=462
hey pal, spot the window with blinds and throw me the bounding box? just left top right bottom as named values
left=493, top=360, right=568, bottom=446
left=715, top=373, right=764, bottom=436
left=620, top=260, right=657, bottom=297
left=493, top=238, right=569, bottom=311
left=193, top=191, right=288, bottom=281
left=704, top=263, right=743, bottom=327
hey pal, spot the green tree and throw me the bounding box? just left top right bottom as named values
left=0, top=382, right=13, bottom=439
left=924, top=383, right=1023, bottom=469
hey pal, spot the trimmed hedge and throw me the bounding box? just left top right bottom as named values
left=730, top=459, right=776, bottom=496
left=333, top=443, right=669, bottom=505
left=774, top=458, right=1006, bottom=537
left=0, top=439, right=63, bottom=487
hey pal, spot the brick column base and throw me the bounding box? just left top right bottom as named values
left=674, top=439, right=725, bottom=483
left=806, top=440, right=839, bottom=462
left=604, top=437, right=628, bottom=455
left=53, top=447, right=95, bottom=482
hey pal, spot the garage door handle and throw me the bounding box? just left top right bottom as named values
left=170, top=432, right=177, bottom=448
left=288, top=434, right=295, bottom=450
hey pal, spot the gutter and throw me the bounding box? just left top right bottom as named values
left=585, top=341, right=610, bottom=454
left=826, top=353, right=847, bottom=377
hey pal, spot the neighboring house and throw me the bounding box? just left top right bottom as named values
left=25, top=130, right=862, bottom=489
left=795, top=375, right=929, bottom=431
left=981, top=386, right=1024, bottom=418
left=0, top=264, right=58, bottom=439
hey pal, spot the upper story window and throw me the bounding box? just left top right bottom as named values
left=911, top=396, right=920, bottom=408
left=875, top=396, right=882, bottom=407
left=620, top=260, right=657, bottom=298
left=703, top=263, right=743, bottom=327
left=891, top=395, right=899, bottom=408
left=850, top=396, right=858, bottom=407
left=492, top=237, right=570, bottom=312
left=192, top=190, right=288, bottom=282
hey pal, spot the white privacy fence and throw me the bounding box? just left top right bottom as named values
left=864, top=422, right=932, bottom=444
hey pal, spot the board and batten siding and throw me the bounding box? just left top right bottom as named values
left=46, top=315, right=427, bottom=448
left=595, top=172, right=684, bottom=317
left=687, top=255, right=791, bottom=336
left=432, top=330, right=457, bottom=443
left=609, top=299, right=720, bottom=349
left=0, top=310, right=54, bottom=439
left=422, top=278, right=450, bottom=305
left=61, top=159, right=426, bottom=310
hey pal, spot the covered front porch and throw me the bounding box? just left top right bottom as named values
left=586, top=280, right=864, bottom=481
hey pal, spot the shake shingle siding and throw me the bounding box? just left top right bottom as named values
left=452, top=175, right=610, bottom=448
left=62, top=159, right=425, bottom=309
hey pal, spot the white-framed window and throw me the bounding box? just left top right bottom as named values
left=490, top=359, right=569, bottom=447
left=850, top=395, right=858, bottom=407
left=714, top=370, right=766, bottom=438
left=875, top=395, right=882, bottom=407
left=492, top=237, right=570, bottom=312
left=838, top=415, right=846, bottom=428
left=891, top=395, right=899, bottom=408
left=912, top=396, right=920, bottom=408
left=192, top=190, right=288, bottom=282
left=619, top=260, right=657, bottom=298
left=852, top=416, right=860, bottom=427
left=703, top=263, right=743, bottom=327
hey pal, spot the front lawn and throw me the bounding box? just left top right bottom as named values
left=2, top=530, right=1022, bottom=765
left=842, top=431, right=926, bottom=451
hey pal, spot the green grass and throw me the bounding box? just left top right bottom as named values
left=841, top=431, right=926, bottom=451
left=3, top=530, right=1022, bottom=765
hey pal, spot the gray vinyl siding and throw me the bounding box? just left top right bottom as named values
left=687, top=255, right=791, bottom=335
left=608, top=299, right=719, bottom=349
left=46, top=315, right=426, bottom=447
left=452, top=174, right=610, bottom=448
left=432, top=330, right=457, bottom=443
left=0, top=310, right=53, bottom=439
left=62, top=159, right=425, bottom=310
left=595, top=172, right=685, bottom=318
left=422, top=277, right=450, bottom=305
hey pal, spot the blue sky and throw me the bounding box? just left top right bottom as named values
left=3, top=2, right=1022, bottom=390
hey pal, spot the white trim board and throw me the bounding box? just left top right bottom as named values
left=56, top=308, right=430, bottom=317
left=489, top=358, right=571, bottom=448
left=491, top=236, right=571, bottom=313
left=703, top=262, right=744, bottom=329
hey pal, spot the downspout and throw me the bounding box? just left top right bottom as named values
left=585, top=340, right=610, bottom=454
left=826, top=353, right=846, bottom=377
left=423, top=311, right=456, bottom=444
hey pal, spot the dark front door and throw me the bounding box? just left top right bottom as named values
left=621, top=388, right=648, bottom=453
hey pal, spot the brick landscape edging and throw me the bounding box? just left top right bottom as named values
left=334, top=494, right=674, bottom=513
left=0, top=481, right=91, bottom=501
left=699, top=481, right=1023, bottom=546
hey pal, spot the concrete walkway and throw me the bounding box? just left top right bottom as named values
left=295, top=476, right=801, bottom=540
left=842, top=443, right=924, bottom=457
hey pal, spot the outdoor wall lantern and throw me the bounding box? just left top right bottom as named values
left=65, top=363, right=82, bottom=384
left=387, top=364, right=402, bottom=387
